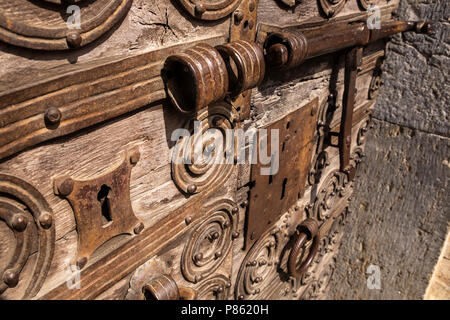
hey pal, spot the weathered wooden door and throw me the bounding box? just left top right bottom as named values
left=0, top=0, right=429, bottom=300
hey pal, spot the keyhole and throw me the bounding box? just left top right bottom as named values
left=280, top=178, right=288, bottom=200
left=97, top=184, right=112, bottom=226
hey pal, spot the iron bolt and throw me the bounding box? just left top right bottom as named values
left=215, top=251, right=222, bottom=259
left=223, top=220, right=230, bottom=228
left=216, top=285, right=224, bottom=293
left=44, top=107, right=62, bottom=125
left=39, top=213, right=53, bottom=229
left=3, top=270, right=19, bottom=288
left=11, top=215, right=28, bottom=232
left=185, top=216, right=193, bottom=225
left=232, top=231, right=240, bottom=239
left=232, top=207, right=239, bottom=214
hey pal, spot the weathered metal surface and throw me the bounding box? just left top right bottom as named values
left=216, top=40, right=265, bottom=97
left=53, top=147, right=142, bottom=268
left=287, top=218, right=319, bottom=278
left=263, top=21, right=431, bottom=70
left=0, top=173, right=55, bottom=299
left=181, top=197, right=238, bottom=283
left=171, top=102, right=237, bottom=194
left=339, top=46, right=363, bottom=178
left=0, top=0, right=432, bottom=302
left=246, top=98, right=318, bottom=248
left=42, top=196, right=237, bottom=300
left=163, top=43, right=229, bottom=113
left=0, top=0, right=132, bottom=50
left=0, top=35, right=226, bottom=161
left=229, top=0, right=259, bottom=120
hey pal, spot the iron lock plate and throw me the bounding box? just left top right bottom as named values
left=246, top=98, right=318, bottom=248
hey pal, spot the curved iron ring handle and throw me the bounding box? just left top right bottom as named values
left=288, top=218, right=320, bottom=278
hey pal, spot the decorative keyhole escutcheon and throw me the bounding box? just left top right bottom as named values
left=53, top=147, right=143, bottom=269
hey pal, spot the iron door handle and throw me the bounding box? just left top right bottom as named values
left=288, top=218, right=320, bottom=278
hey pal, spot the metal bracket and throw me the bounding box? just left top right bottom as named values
left=53, top=147, right=143, bottom=269
left=339, top=46, right=363, bottom=180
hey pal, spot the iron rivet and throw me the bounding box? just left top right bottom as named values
left=66, top=31, right=82, bottom=48
left=251, top=260, right=257, bottom=266
left=57, top=178, right=74, bottom=196
left=238, top=295, right=244, bottom=300
left=77, top=257, right=88, bottom=269
left=134, top=222, right=144, bottom=234
left=234, top=10, right=244, bottom=22
left=226, top=281, right=231, bottom=288
left=223, top=220, right=230, bottom=228
left=232, top=231, right=240, bottom=239
left=39, top=213, right=53, bottom=229
left=211, top=231, right=219, bottom=239
left=44, top=107, right=61, bottom=125
left=217, top=285, right=224, bottom=293
left=12, top=215, right=28, bottom=232
left=248, top=21, right=254, bottom=29
left=194, top=252, right=203, bottom=262
left=130, top=150, right=140, bottom=165
left=232, top=207, right=239, bottom=214
left=241, top=200, right=249, bottom=208
left=250, top=231, right=256, bottom=240
left=187, top=184, right=197, bottom=194
left=3, top=270, right=19, bottom=288
left=185, top=216, right=193, bottom=225
left=215, top=251, right=222, bottom=258
left=255, top=289, right=260, bottom=294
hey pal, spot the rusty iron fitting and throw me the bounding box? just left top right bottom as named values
left=142, top=275, right=180, bottom=300
left=287, top=218, right=320, bottom=278
left=264, top=31, right=308, bottom=69
left=162, top=43, right=229, bottom=113
left=216, top=40, right=266, bottom=97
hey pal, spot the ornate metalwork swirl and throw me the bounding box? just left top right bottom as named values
left=0, top=0, right=132, bottom=50
left=195, top=274, right=231, bottom=300
left=318, top=0, right=346, bottom=18
left=181, top=198, right=238, bottom=283
left=235, top=227, right=282, bottom=300
left=0, top=173, right=55, bottom=299
left=171, top=103, right=236, bottom=195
